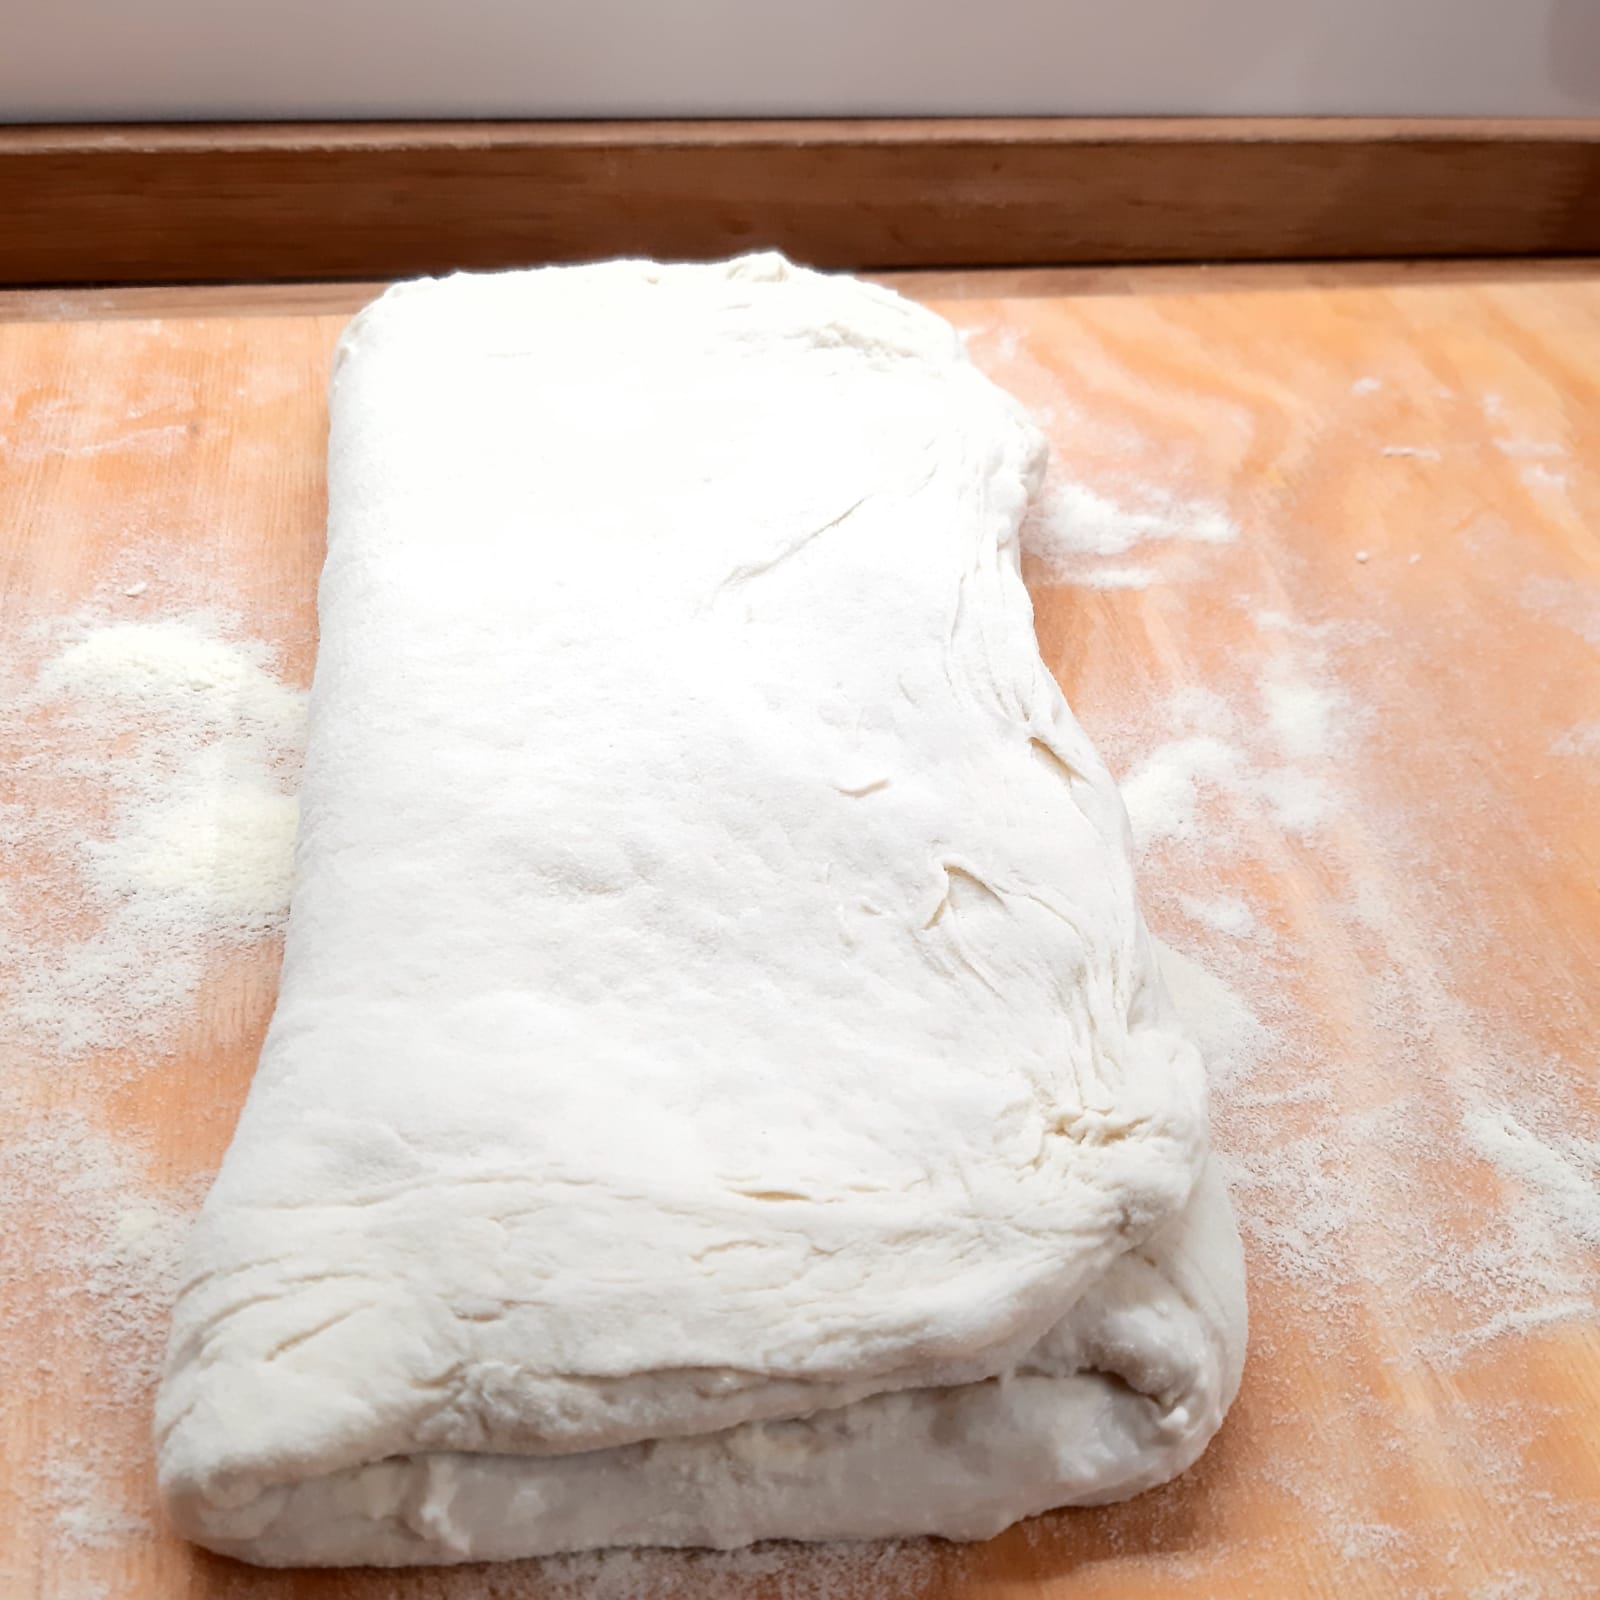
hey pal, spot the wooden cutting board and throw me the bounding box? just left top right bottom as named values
left=2, top=262, right=1597, bottom=1600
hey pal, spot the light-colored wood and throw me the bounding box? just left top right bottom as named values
left=3, top=118, right=1599, bottom=285
left=1, top=262, right=1597, bottom=1597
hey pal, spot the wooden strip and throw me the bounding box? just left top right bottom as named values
left=3, top=118, right=1600, bottom=285
left=7, top=257, right=1600, bottom=326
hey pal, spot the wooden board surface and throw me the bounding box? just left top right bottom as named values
left=2, top=261, right=1598, bottom=1599
left=4, top=118, right=1600, bottom=285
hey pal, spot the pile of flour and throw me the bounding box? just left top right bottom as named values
left=0, top=600, right=308, bottom=1592
left=0, top=608, right=307, bottom=1059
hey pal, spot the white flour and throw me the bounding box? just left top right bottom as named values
left=0, top=1102, right=203, bottom=1558
left=530, top=1540, right=942, bottom=1600
left=1028, top=478, right=1238, bottom=559
left=1063, top=557, right=1600, bottom=1587
left=0, top=611, right=307, bottom=1058
left=1550, top=721, right=1600, bottom=758
left=1260, top=667, right=1346, bottom=761
left=1521, top=574, right=1600, bottom=646
left=1092, top=631, right=1600, bottom=1362
left=1462, top=1105, right=1600, bottom=1249
left=957, top=316, right=1238, bottom=595
left=1176, top=892, right=1259, bottom=941
left=1118, top=726, right=1337, bottom=852
left=1077, top=564, right=1156, bottom=591
left=1021, top=475, right=1237, bottom=587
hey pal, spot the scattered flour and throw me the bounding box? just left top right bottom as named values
left=1519, top=574, right=1600, bottom=646
left=1153, top=939, right=1273, bottom=1095
left=1261, top=669, right=1345, bottom=761
left=43, top=1459, right=153, bottom=1551
left=1081, top=602, right=1600, bottom=1393
left=1152, top=921, right=1600, bottom=1516
left=1032, top=479, right=1238, bottom=558
left=1250, top=608, right=1300, bottom=633
left=0, top=403, right=191, bottom=465
left=1022, top=475, right=1237, bottom=586
left=1109, top=631, right=1362, bottom=858
left=991, top=326, right=1022, bottom=362
left=1550, top=721, right=1600, bottom=758
left=53, top=424, right=191, bottom=460
left=1520, top=464, right=1570, bottom=493
left=1121, top=735, right=1243, bottom=848
left=1177, top=892, right=1258, bottom=940
left=0, top=1104, right=204, bottom=1558
left=0, top=612, right=296, bottom=1573
left=1492, top=436, right=1566, bottom=461
left=1120, top=733, right=1336, bottom=852
left=1077, top=565, right=1156, bottom=591
left=1155, top=934, right=1600, bottom=1363
left=1473, top=1576, right=1548, bottom=1600
left=1462, top=1106, right=1600, bottom=1249
left=0, top=611, right=307, bottom=1058
left=529, top=1540, right=942, bottom=1600
left=1073, top=523, right=1600, bottom=1590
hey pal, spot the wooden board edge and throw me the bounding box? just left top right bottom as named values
left=4, top=117, right=1599, bottom=285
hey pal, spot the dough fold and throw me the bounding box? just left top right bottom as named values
left=155, top=254, right=1247, bottom=1567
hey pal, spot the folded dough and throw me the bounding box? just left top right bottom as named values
left=154, top=254, right=1246, bottom=1567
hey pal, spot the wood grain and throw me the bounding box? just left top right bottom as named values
left=3, top=118, right=1600, bottom=285
left=1, top=262, right=1597, bottom=1598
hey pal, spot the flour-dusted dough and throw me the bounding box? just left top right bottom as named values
left=155, top=254, right=1246, bottom=1567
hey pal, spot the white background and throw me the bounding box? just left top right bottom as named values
left=2, top=0, right=1598, bottom=121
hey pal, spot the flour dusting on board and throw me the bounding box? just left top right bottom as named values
left=1116, top=683, right=1340, bottom=853
left=1091, top=620, right=1600, bottom=1361
left=1176, top=892, right=1259, bottom=942
left=1078, top=564, right=1157, bottom=591
left=1060, top=528, right=1600, bottom=1584
left=1021, top=474, right=1237, bottom=587
left=0, top=598, right=303, bottom=1581
left=1521, top=574, right=1600, bottom=647
left=0, top=609, right=307, bottom=1059
left=0, top=1103, right=203, bottom=1559
left=1028, top=478, right=1238, bottom=559
left=530, top=1540, right=942, bottom=1600
left=1550, top=721, right=1600, bottom=759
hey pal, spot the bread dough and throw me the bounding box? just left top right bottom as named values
left=154, top=254, right=1246, bottom=1567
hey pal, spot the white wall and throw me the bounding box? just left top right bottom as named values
left=3, top=0, right=1597, bottom=122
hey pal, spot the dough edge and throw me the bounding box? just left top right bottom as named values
left=168, top=1160, right=1245, bottom=1566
